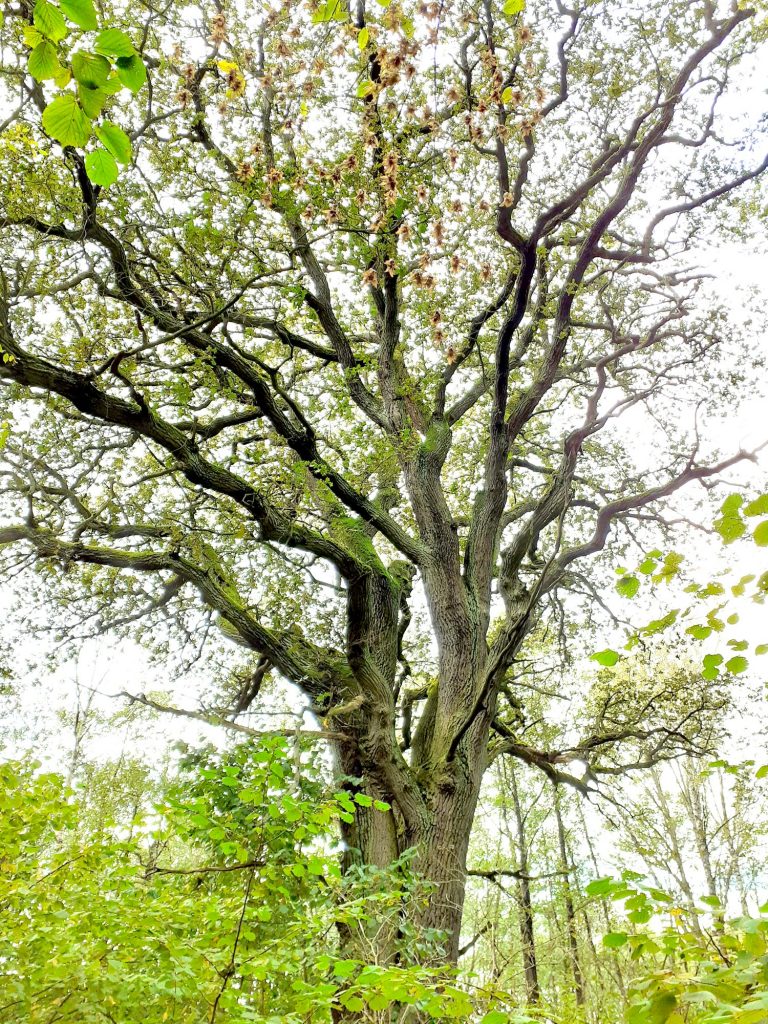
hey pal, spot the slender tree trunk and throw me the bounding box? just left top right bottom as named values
left=577, top=802, right=626, bottom=999
left=508, top=765, right=540, bottom=1004
left=554, top=788, right=585, bottom=1009
left=650, top=770, right=702, bottom=935
left=678, top=762, right=723, bottom=932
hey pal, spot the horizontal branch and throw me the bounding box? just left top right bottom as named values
left=467, top=867, right=567, bottom=884
left=0, top=328, right=366, bottom=574
left=0, top=524, right=351, bottom=700
left=144, top=858, right=266, bottom=878
left=119, top=691, right=347, bottom=743
left=554, top=446, right=762, bottom=574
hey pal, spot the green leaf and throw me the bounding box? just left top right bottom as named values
left=686, top=625, right=711, bottom=640
left=356, top=79, right=374, bottom=98
left=649, top=993, right=678, bottom=1024
left=334, top=790, right=355, bottom=811
left=28, top=40, right=60, bottom=80
left=732, top=573, right=755, bottom=596
left=714, top=511, right=746, bottom=543
left=60, top=0, right=97, bottom=30
left=34, top=0, right=68, bottom=42
left=373, top=799, right=390, bottom=812
left=628, top=908, right=652, bottom=924
left=752, top=520, right=768, bottom=546
left=755, top=644, right=768, bottom=656
left=101, top=74, right=124, bottom=95
left=42, top=93, right=92, bottom=147
left=354, top=792, right=373, bottom=807
left=307, top=856, right=325, bottom=875
left=480, top=1014, right=510, bottom=1024
left=341, top=996, right=365, bottom=1012
left=366, top=992, right=391, bottom=1012
left=721, top=493, right=744, bottom=514
left=503, top=0, right=525, bottom=15
left=312, top=0, right=348, bottom=22
left=701, top=652, right=723, bottom=680
left=85, top=147, right=118, bottom=186
left=603, top=931, right=629, bottom=948
left=756, top=765, right=768, bottom=779
left=357, top=26, right=369, bottom=49
left=94, top=28, right=136, bottom=57
left=653, top=551, right=683, bottom=584
left=23, top=24, right=44, bottom=47
left=616, top=575, right=640, bottom=599
left=71, top=50, right=111, bottom=87
left=591, top=649, right=619, bottom=667
left=333, top=959, right=358, bottom=978
left=725, top=655, right=748, bottom=675
left=744, top=494, right=768, bottom=517
left=95, top=121, right=131, bottom=163
left=642, top=609, right=679, bottom=635
left=78, top=83, right=106, bottom=118
left=706, top=610, right=725, bottom=631
left=682, top=991, right=718, bottom=1005
left=586, top=877, right=614, bottom=896
left=115, top=54, right=147, bottom=93
left=621, top=868, right=645, bottom=882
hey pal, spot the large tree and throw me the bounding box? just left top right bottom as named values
left=0, top=0, right=766, bottom=968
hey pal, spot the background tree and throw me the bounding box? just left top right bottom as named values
left=1, top=0, right=767, bottom=973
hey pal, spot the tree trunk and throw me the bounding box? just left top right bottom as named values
left=650, top=769, right=702, bottom=935
left=554, top=788, right=585, bottom=1009
left=577, top=802, right=626, bottom=999
left=333, top=718, right=487, bottom=970
left=414, top=778, right=482, bottom=962
left=508, top=765, right=540, bottom=1005
left=678, top=761, right=723, bottom=932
